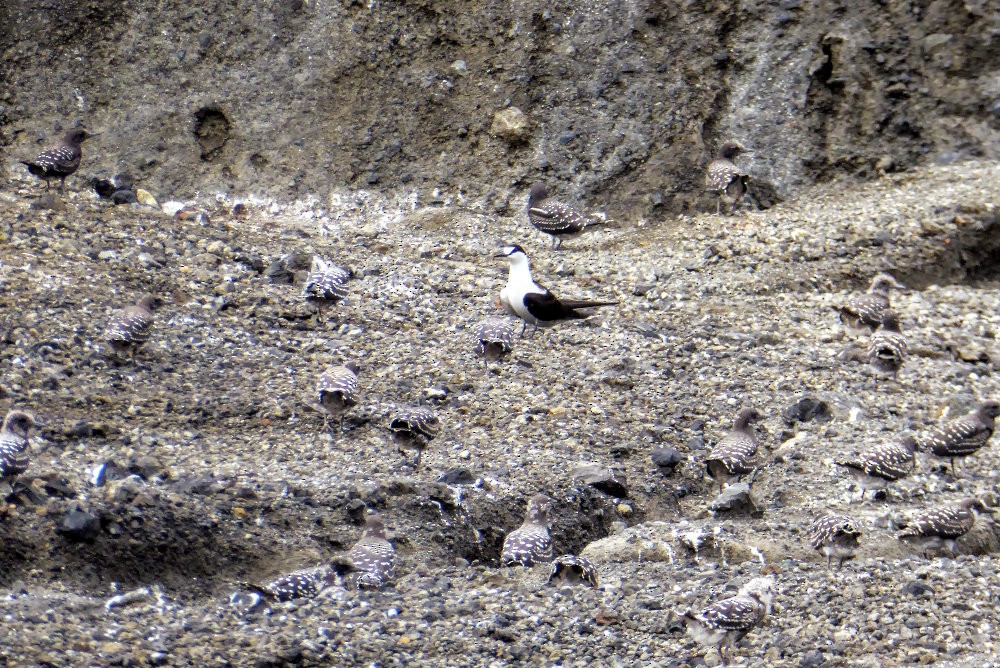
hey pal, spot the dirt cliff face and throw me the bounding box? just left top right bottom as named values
left=2, top=1, right=999, bottom=214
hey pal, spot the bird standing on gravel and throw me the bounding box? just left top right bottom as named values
left=918, top=400, right=1000, bottom=475
left=348, top=515, right=397, bottom=589
left=303, top=256, right=350, bottom=319
left=526, top=182, right=603, bottom=250
left=705, top=141, right=750, bottom=215
left=834, top=273, right=906, bottom=337
left=705, top=408, right=761, bottom=492
left=898, top=498, right=994, bottom=557
left=682, top=576, right=774, bottom=666
left=836, top=435, right=917, bottom=501
left=20, top=128, right=98, bottom=191
left=0, top=410, right=39, bottom=487
left=104, top=295, right=158, bottom=359
left=474, top=317, right=515, bottom=371
left=316, top=363, right=359, bottom=431
left=867, top=310, right=906, bottom=382
left=547, top=554, right=599, bottom=588
left=808, top=514, right=863, bottom=569
left=496, top=244, right=616, bottom=337
left=501, top=494, right=554, bottom=567
left=389, top=407, right=440, bottom=468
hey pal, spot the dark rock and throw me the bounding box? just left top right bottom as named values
left=93, top=178, right=116, bottom=199
left=783, top=397, right=833, bottom=424
left=111, top=189, right=138, bottom=205
left=345, top=498, right=367, bottom=524
left=437, top=467, right=476, bottom=485
left=650, top=447, right=682, bottom=471
left=57, top=507, right=101, bottom=542
left=798, top=650, right=826, bottom=668
left=902, top=581, right=934, bottom=597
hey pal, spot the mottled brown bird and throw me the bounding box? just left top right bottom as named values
left=246, top=565, right=341, bottom=602
left=918, top=401, right=1000, bottom=475
left=836, top=435, right=917, bottom=501
left=303, top=256, right=350, bottom=319
left=348, top=515, right=397, bottom=589
left=898, top=498, right=994, bottom=557
left=21, top=129, right=98, bottom=191
left=474, top=317, right=515, bottom=371
left=104, top=295, right=157, bottom=358
left=808, top=514, right=862, bottom=569
left=867, top=310, right=906, bottom=382
left=0, top=410, right=38, bottom=484
left=526, top=182, right=604, bottom=250
left=705, top=141, right=749, bottom=215
left=389, top=407, right=440, bottom=468
left=835, top=273, right=905, bottom=337
left=682, top=576, right=774, bottom=666
left=706, top=408, right=761, bottom=492
left=547, top=554, right=599, bottom=588
left=501, top=495, right=554, bottom=567
left=316, top=363, right=359, bottom=431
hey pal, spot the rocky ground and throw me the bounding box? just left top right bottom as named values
left=1, top=161, right=1000, bottom=666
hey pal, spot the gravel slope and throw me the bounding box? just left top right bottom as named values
left=1, top=161, right=999, bottom=666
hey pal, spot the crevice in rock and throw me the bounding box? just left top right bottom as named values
left=193, top=107, right=231, bottom=162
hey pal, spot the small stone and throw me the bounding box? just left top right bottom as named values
left=783, top=397, right=832, bottom=424
left=489, top=107, right=531, bottom=144
left=135, top=189, right=158, bottom=207
left=112, top=189, right=138, bottom=205
left=572, top=464, right=629, bottom=498
left=437, top=468, right=476, bottom=485
left=902, top=581, right=934, bottom=597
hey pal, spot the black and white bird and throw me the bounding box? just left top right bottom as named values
left=808, top=514, right=863, bottom=569
left=547, top=554, right=599, bottom=588
left=526, top=182, right=603, bottom=251
left=918, top=400, right=1000, bottom=475
left=474, top=317, right=515, bottom=371
left=496, top=244, right=616, bottom=337
left=104, top=295, right=157, bottom=358
left=21, top=128, right=98, bottom=191
left=316, top=363, right=359, bottom=431
left=389, top=407, right=440, bottom=468
left=835, top=273, right=906, bottom=337
left=867, top=310, right=906, bottom=382
left=348, top=515, right=397, bottom=589
left=835, top=435, right=918, bottom=501
left=705, top=408, right=761, bottom=492
left=898, top=498, right=994, bottom=557
left=501, top=494, right=554, bottom=567
left=0, top=410, right=39, bottom=485
left=705, top=141, right=750, bottom=215
left=303, top=256, right=350, bottom=318
left=682, top=576, right=774, bottom=666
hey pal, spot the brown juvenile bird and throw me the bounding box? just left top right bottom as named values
left=867, top=310, right=906, bottom=382
left=898, top=498, right=994, bottom=557
left=245, top=565, right=342, bottom=602
left=348, top=515, right=397, bottom=589
left=705, top=408, right=761, bottom=492
left=303, top=256, right=351, bottom=319
left=501, top=495, right=554, bottom=567
left=474, top=317, right=515, bottom=371
left=682, top=576, right=774, bottom=666
left=918, top=400, right=1000, bottom=475
left=316, top=363, right=359, bottom=431
left=103, top=295, right=157, bottom=358
left=21, top=128, right=99, bottom=191
left=835, top=435, right=917, bottom=501
left=526, top=182, right=604, bottom=250
left=808, top=514, right=863, bottom=569
left=389, top=407, right=440, bottom=468
left=705, top=141, right=750, bottom=215
left=547, top=554, right=599, bottom=588
left=0, top=410, right=39, bottom=486
left=834, top=273, right=906, bottom=337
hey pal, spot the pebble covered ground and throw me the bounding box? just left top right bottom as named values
left=1, top=161, right=1000, bottom=667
